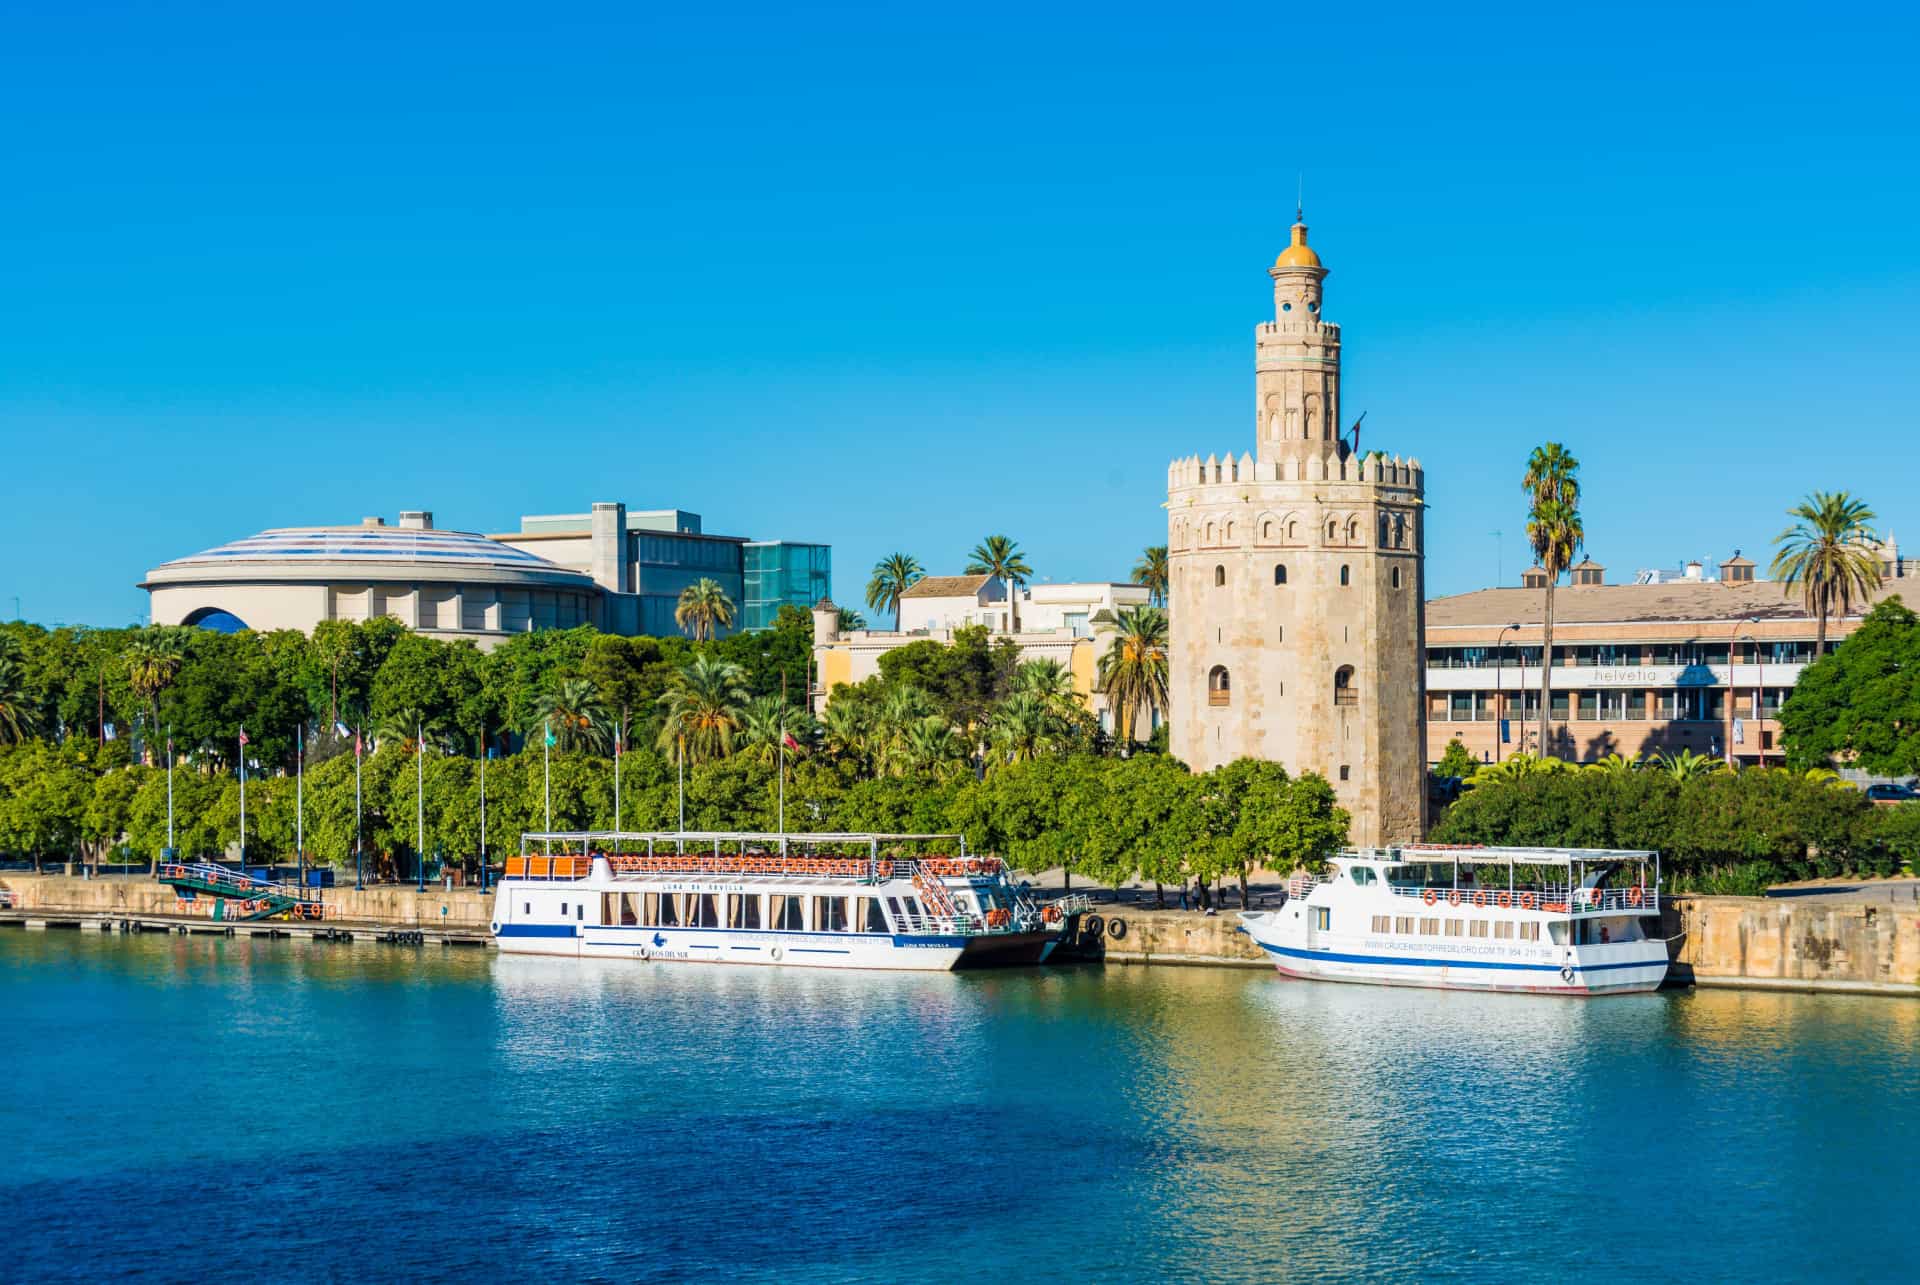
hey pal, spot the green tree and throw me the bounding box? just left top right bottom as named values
left=1096, top=606, right=1169, bottom=747
left=836, top=607, right=867, bottom=632
left=865, top=553, right=924, bottom=631
left=674, top=578, right=737, bottom=642
left=965, top=535, right=1033, bottom=632
left=1435, top=737, right=1477, bottom=779
left=1778, top=597, right=1920, bottom=777
left=530, top=675, right=611, bottom=753
left=1523, top=442, right=1583, bottom=758
left=656, top=655, right=750, bottom=764
left=0, top=652, right=41, bottom=745
left=1132, top=545, right=1169, bottom=607
left=1770, top=490, right=1883, bottom=656
left=123, top=628, right=186, bottom=756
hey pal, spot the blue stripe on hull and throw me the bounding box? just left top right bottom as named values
left=497, top=924, right=576, bottom=939
left=1254, top=941, right=1663, bottom=974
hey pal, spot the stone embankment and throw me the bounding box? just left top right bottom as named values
left=3, top=874, right=1916, bottom=995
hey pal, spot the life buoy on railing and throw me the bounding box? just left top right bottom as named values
left=966, top=859, right=981, bottom=875
left=1472, top=890, right=1488, bottom=908
left=1447, top=890, right=1462, bottom=907
left=1628, top=887, right=1645, bottom=908
left=1042, top=905, right=1062, bottom=924
left=1422, top=888, right=1438, bottom=906
left=1587, top=888, right=1605, bottom=908
left=1497, top=892, right=1513, bottom=909
left=1519, top=893, right=1537, bottom=910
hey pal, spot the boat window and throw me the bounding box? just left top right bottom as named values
left=1445, top=919, right=1464, bottom=936
left=1518, top=922, right=1540, bottom=942
left=1370, top=915, right=1391, bottom=933
left=1351, top=867, right=1376, bottom=886
left=576, top=904, right=584, bottom=922
left=769, top=894, right=802, bottom=931
left=1311, top=907, right=1330, bottom=931
left=1419, top=918, right=1440, bottom=936
left=1548, top=922, right=1569, bottom=945
left=523, top=902, right=530, bottom=915
left=690, top=894, right=720, bottom=928
left=885, top=896, right=905, bottom=925
left=1493, top=921, right=1515, bottom=939
left=657, top=894, right=680, bottom=928
left=1394, top=916, right=1414, bottom=934
left=1470, top=920, right=1489, bottom=938
left=904, top=897, right=925, bottom=924
left=814, top=897, right=850, bottom=932
left=866, top=899, right=890, bottom=933
left=560, top=902, right=567, bottom=916
left=726, top=894, right=761, bottom=930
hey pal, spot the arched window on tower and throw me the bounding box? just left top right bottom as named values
left=1391, top=566, right=1402, bottom=590
left=1339, top=564, right=1351, bottom=586
left=1334, top=665, right=1357, bottom=707
left=1208, top=666, right=1231, bottom=707
left=1327, top=519, right=1338, bottom=543
left=1393, top=513, right=1407, bottom=549
left=1348, top=516, right=1363, bottom=545
left=1287, top=519, right=1300, bottom=543
left=1379, top=513, right=1391, bottom=547
left=1262, top=519, right=1274, bottom=542
left=1273, top=563, right=1288, bottom=586
left=1214, top=565, right=1226, bottom=587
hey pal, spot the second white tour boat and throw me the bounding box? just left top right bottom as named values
left=1237, top=845, right=1671, bottom=996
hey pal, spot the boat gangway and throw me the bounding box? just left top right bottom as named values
left=155, top=862, right=325, bottom=922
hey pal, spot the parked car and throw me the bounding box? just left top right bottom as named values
left=1864, top=783, right=1919, bottom=805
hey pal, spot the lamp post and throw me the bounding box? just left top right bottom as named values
left=416, top=723, right=427, bottom=893
left=479, top=727, right=489, bottom=892
left=1742, top=630, right=1766, bottom=766
left=1495, top=622, right=1520, bottom=764
left=353, top=723, right=364, bottom=889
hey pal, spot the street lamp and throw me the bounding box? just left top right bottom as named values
left=1495, top=622, right=1521, bottom=764
left=1741, top=629, right=1766, bottom=766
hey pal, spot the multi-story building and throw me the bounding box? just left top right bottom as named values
left=1425, top=549, right=1913, bottom=768
left=809, top=580, right=1156, bottom=737
left=1165, top=211, right=1427, bottom=845
left=490, top=503, right=829, bottom=637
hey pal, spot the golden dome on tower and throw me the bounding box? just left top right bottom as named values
left=1274, top=217, right=1321, bottom=269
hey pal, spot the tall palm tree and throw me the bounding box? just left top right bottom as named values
left=375, top=707, right=446, bottom=753
left=656, top=655, right=750, bottom=764
left=820, top=699, right=870, bottom=768
left=865, top=553, right=923, bottom=631
left=1523, top=443, right=1583, bottom=759
left=1132, top=545, right=1169, bottom=607
left=987, top=691, right=1058, bottom=766
left=0, top=654, right=40, bottom=745
left=1097, top=606, right=1170, bottom=746
left=901, top=715, right=966, bottom=780
left=738, top=694, right=809, bottom=766
left=836, top=607, right=867, bottom=632
left=674, top=578, right=737, bottom=642
left=1013, top=658, right=1081, bottom=714
left=533, top=676, right=611, bottom=752
left=124, top=629, right=185, bottom=759
left=966, top=535, right=1033, bottom=633
left=874, top=685, right=939, bottom=775
left=1770, top=491, right=1883, bottom=655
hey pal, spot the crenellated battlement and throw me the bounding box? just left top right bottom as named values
left=1167, top=451, right=1425, bottom=491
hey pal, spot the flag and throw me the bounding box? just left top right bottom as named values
left=1733, top=717, right=1745, bottom=745
left=335, top=719, right=351, bottom=738
left=103, top=723, right=117, bottom=741
left=543, top=719, right=556, bottom=748
left=783, top=732, right=803, bottom=752
left=238, top=728, right=249, bottom=747
left=354, top=731, right=364, bottom=757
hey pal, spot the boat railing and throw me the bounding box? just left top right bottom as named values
left=529, top=852, right=1010, bottom=884
left=1385, top=882, right=1658, bottom=915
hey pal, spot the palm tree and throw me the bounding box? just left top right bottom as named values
left=865, top=553, right=923, bottom=631
left=1770, top=491, right=1883, bottom=656
left=1651, top=749, right=1725, bottom=781
left=375, top=707, right=445, bottom=753
left=124, top=629, right=185, bottom=757
left=0, top=654, right=40, bottom=745
left=987, top=691, right=1060, bottom=766
left=966, top=535, right=1033, bottom=633
left=820, top=699, right=870, bottom=768
left=1013, top=658, right=1081, bottom=713
left=739, top=695, right=808, bottom=766
left=532, top=676, right=611, bottom=752
left=674, top=578, right=737, bottom=642
left=656, top=655, right=750, bottom=764
left=901, top=715, right=967, bottom=780
left=874, top=685, right=939, bottom=774
left=1097, top=606, right=1170, bottom=747
left=1523, top=442, right=1584, bottom=759
left=1132, top=545, right=1169, bottom=607
left=836, top=607, right=867, bottom=632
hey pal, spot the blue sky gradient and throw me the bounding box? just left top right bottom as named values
left=4, top=1, right=1916, bottom=626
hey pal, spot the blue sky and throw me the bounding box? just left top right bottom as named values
left=4, top=1, right=1916, bottom=626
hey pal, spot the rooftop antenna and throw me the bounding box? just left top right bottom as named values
left=1296, top=172, right=1304, bottom=222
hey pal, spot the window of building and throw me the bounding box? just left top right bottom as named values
left=1379, top=513, right=1391, bottom=546
left=1274, top=563, right=1288, bottom=585
left=1339, top=564, right=1351, bottom=586
left=1339, top=764, right=1351, bottom=781
left=1449, top=692, right=1478, bottom=722
left=1327, top=519, right=1338, bottom=542
left=1577, top=691, right=1599, bottom=720
left=1551, top=692, right=1571, bottom=721
left=1208, top=666, right=1231, bottom=706
left=1391, top=567, right=1401, bottom=589
left=1214, top=565, right=1226, bottom=587
left=1334, top=665, right=1357, bottom=707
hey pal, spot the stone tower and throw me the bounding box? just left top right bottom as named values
left=1166, top=212, right=1426, bottom=846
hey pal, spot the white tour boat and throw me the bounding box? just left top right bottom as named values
left=1237, top=845, right=1670, bottom=995
left=492, top=830, right=1061, bottom=972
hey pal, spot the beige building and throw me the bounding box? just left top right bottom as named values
left=1166, top=213, right=1427, bottom=845
left=142, top=512, right=599, bottom=647
left=810, top=580, right=1156, bottom=738
left=1426, top=549, right=1914, bottom=768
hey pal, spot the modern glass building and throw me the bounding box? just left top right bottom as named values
left=742, top=542, right=832, bottom=631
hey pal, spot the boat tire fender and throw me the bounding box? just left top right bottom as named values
left=770, top=945, right=784, bottom=963
left=1560, top=964, right=1575, bottom=984
left=1081, top=914, right=1104, bottom=943
left=1106, top=916, right=1128, bottom=941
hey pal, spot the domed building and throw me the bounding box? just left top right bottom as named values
left=142, top=511, right=599, bottom=647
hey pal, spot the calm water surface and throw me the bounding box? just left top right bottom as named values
left=2, top=932, right=1913, bottom=1282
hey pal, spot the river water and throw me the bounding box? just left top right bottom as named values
left=2, top=932, right=1913, bottom=1282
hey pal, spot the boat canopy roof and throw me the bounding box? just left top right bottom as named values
left=519, top=830, right=966, bottom=847
left=1345, top=845, right=1658, bottom=868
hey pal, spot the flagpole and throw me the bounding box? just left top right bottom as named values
left=676, top=734, right=685, bottom=853
left=479, top=729, right=489, bottom=892
left=543, top=718, right=552, bottom=854
left=238, top=730, right=246, bottom=871
left=296, top=723, right=305, bottom=884
left=614, top=707, right=624, bottom=844
left=416, top=723, right=426, bottom=893
left=778, top=668, right=787, bottom=853
left=353, top=723, right=363, bottom=890
left=165, top=729, right=174, bottom=861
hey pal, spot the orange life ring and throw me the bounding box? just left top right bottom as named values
left=1422, top=889, right=1437, bottom=906
left=1497, top=892, right=1512, bottom=908
left=1472, top=890, right=1487, bottom=908
left=1628, top=887, right=1645, bottom=907
left=1587, top=888, right=1605, bottom=908
left=1447, top=890, right=1462, bottom=907
left=966, top=859, right=982, bottom=875
left=1520, top=893, right=1537, bottom=910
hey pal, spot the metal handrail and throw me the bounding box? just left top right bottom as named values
left=1384, top=882, right=1657, bottom=914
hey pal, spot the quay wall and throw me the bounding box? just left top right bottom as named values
left=4, top=875, right=1917, bottom=995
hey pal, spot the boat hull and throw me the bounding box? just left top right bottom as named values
left=954, top=930, right=1057, bottom=969
left=497, top=924, right=968, bottom=971
left=1241, top=920, right=1669, bottom=996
